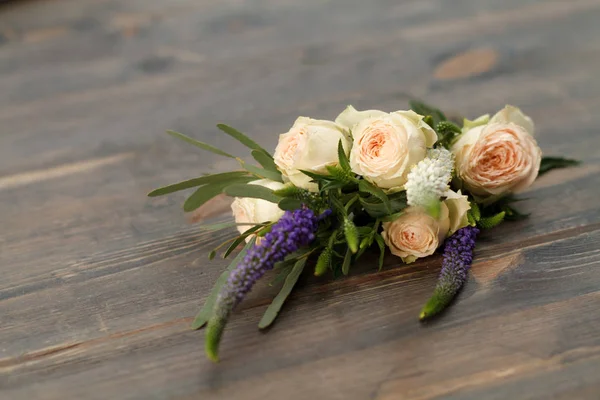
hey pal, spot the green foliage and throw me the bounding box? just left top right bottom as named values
left=223, top=183, right=281, bottom=203
left=314, top=247, right=332, bottom=276
left=278, top=198, right=305, bottom=211
left=478, top=211, right=506, bottom=229
left=360, top=191, right=407, bottom=218
left=166, top=130, right=235, bottom=158
left=148, top=171, right=251, bottom=197
left=222, top=224, right=266, bottom=258
left=239, top=161, right=283, bottom=182
left=374, top=234, right=386, bottom=271
left=341, top=247, right=352, bottom=275
left=191, top=239, right=255, bottom=330
left=216, top=123, right=271, bottom=155
left=358, top=180, right=391, bottom=213
left=251, top=149, right=279, bottom=173
left=183, top=177, right=255, bottom=212
left=435, top=121, right=462, bottom=148
left=314, top=232, right=336, bottom=276
left=258, top=258, right=308, bottom=329
left=502, top=204, right=530, bottom=221
left=539, top=156, right=580, bottom=175
left=343, top=217, right=359, bottom=254
left=409, top=100, right=447, bottom=128
left=337, top=140, right=352, bottom=172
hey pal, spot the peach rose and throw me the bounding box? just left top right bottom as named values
left=382, top=191, right=470, bottom=263
left=335, top=106, right=437, bottom=190
left=382, top=206, right=450, bottom=264
left=452, top=105, right=542, bottom=198
left=273, top=117, right=351, bottom=192
left=231, top=179, right=285, bottom=241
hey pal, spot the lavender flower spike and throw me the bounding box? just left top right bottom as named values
left=205, top=207, right=322, bottom=361
left=420, top=226, right=479, bottom=320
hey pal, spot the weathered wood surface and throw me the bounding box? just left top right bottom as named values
left=1, top=0, right=600, bottom=398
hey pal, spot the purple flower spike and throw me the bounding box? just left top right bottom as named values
left=420, top=226, right=479, bottom=320
left=205, top=207, right=322, bottom=361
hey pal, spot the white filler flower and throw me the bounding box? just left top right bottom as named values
left=405, top=148, right=454, bottom=210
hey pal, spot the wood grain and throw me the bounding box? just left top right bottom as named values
left=1, top=0, right=599, bottom=399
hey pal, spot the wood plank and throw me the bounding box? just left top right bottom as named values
left=1, top=0, right=600, bottom=398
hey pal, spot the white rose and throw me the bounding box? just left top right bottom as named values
left=335, top=106, right=437, bottom=190
left=231, top=179, right=285, bottom=241
left=443, top=189, right=471, bottom=235
left=381, top=191, right=470, bottom=263
left=273, top=117, right=351, bottom=192
left=452, top=105, right=542, bottom=198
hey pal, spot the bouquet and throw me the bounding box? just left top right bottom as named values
left=149, top=101, right=578, bottom=362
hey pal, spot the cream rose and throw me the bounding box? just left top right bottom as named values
left=335, top=106, right=437, bottom=190
left=231, top=179, right=285, bottom=241
left=382, top=206, right=450, bottom=264
left=273, top=117, right=351, bottom=192
left=382, top=191, right=470, bottom=263
left=452, top=105, right=542, bottom=198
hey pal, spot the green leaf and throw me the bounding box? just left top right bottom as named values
left=360, top=195, right=407, bottom=218
left=240, top=161, right=283, bottom=182
left=341, top=247, right=352, bottom=276
left=375, top=234, right=386, bottom=271
left=199, top=220, right=268, bottom=231
left=502, top=205, right=530, bottom=221
left=278, top=198, right=305, bottom=211
left=409, top=100, right=447, bottom=127
left=478, top=211, right=506, bottom=229
left=217, top=124, right=270, bottom=154
left=183, top=177, right=254, bottom=212
left=223, top=184, right=281, bottom=203
left=191, top=238, right=255, bottom=330
left=337, top=140, right=351, bottom=172
left=208, top=250, right=216, bottom=260
left=258, top=258, right=308, bottom=329
left=222, top=224, right=265, bottom=259
left=299, top=169, right=335, bottom=182
left=359, top=180, right=391, bottom=213
left=314, top=248, right=332, bottom=276
left=539, top=156, right=580, bottom=175
left=148, top=171, right=251, bottom=197
left=470, top=202, right=481, bottom=221
left=381, top=211, right=405, bottom=222
left=343, top=217, right=359, bottom=254
left=167, top=130, right=235, bottom=158
left=251, top=149, right=279, bottom=172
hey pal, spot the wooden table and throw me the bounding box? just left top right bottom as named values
left=2, top=0, right=600, bottom=398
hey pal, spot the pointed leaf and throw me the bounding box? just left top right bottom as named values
left=183, top=177, right=254, bottom=212
left=278, top=198, right=305, bottom=211
left=191, top=238, right=255, bottom=330
left=342, top=247, right=352, bottom=276
left=223, top=184, right=281, bottom=203
left=240, top=161, right=283, bottom=182
left=408, top=100, right=447, bottom=127
left=167, top=130, right=235, bottom=158
left=375, top=234, right=386, bottom=271
left=223, top=224, right=264, bottom=259
left=539, top=156, right=580, bottom=175
left=217, top=124, right=269, bottom=154
left=251, top=149, right=279, bottom=172
left=258, top=258, right=308, bottom=329
left=148, top=171, right=250, bottom=197
left=337, top=140, right=351, bottom=172
left=359, top=180, right=391, bottom=213
left=478, top=211, right=506, bottom=229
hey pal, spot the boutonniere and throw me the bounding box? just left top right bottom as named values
left=149, top=101, right=579, bottom=361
